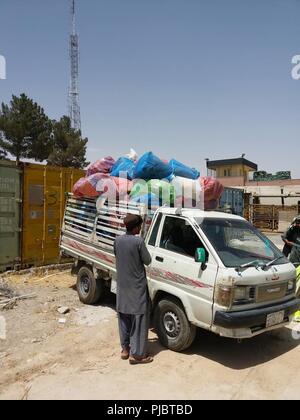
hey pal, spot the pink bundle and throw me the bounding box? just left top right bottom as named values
left=73, top=174, right=133, bottom=200
left=200, top=177, right=224, bottom=210
left=86, top=156, right=116, bottom=177
left=200, top=177, right=224, bottom=201
left=96, top=177, right=133, bottom=201
left=73, top=173, right=110, bottom=198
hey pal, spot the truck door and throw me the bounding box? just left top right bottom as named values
left=147, top=215, right=218, bottom=328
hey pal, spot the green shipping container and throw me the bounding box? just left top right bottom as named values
left=0, top=161, right=22, bottom=272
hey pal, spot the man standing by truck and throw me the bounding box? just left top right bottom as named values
left=282, top=216, right=300, bottom=261
left=114, top=214, right=153, bottom=365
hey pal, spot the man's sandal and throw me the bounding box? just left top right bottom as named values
left=121, top=348, right=130, bottom=360
left=129, top=356, right=153, bottom=365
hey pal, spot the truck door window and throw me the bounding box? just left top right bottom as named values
left=148, top=213, right=162, bottom=246
left=160, top=216, right=205, bottom=258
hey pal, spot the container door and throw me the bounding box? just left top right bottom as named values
left=22, top=164, right=84, bottom=267
left=0, top=162, right=21, bottom=271
left=22, top=164, right=52, bottom=266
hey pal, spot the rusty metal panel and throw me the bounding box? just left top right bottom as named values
left=0, top=161, right=21, bottom=272
left=22, top=164, right=84, bottom=267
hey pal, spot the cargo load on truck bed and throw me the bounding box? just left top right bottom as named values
left=71, top=149, right=225, bottom=211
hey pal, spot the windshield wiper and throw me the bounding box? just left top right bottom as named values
left=235, top=260, right=261, bottom=272
left=240, top=260, right=261, bottom=268
left=263, top=256, right=284, bottom=268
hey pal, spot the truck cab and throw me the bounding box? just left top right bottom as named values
left=60, top=196, right=300, bottom=352
left=143, top=208, right=300, bottom=350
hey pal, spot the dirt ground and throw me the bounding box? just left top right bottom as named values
left=0, top=266, right=300, bottom=401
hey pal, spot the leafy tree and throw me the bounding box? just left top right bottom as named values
left=0, top=147, right=7, bottom=160
left=0, top=94, right=52, bottom=163
left=47, top=116, right=89, bottom=169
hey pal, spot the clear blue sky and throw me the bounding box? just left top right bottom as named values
left=0, top=0, right=300, bottom=177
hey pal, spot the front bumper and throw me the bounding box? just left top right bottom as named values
left=214, top=298, right=300, bottom=329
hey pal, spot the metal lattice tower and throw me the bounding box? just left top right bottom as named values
left=69, top=0, right=81, bottom=131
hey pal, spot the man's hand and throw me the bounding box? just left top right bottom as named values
left=284, top=240, right=295, bottom=247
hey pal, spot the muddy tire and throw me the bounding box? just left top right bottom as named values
left=154, top=297, right=196, bottom=352
left=77, top=266, right=104, bottom=305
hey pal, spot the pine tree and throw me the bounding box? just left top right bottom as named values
left=47, top=116, right=89, bottom=169
left=0, top=94, right=52, bottom=163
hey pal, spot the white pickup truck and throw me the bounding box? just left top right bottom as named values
left=60, top=195, right=300, bottom=352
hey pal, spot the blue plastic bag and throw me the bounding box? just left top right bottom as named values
left=134, top=152, right=173, bottom=181
left=130, top=193, right=160, bottom=208
left=169, top=159, right=200, bottom=180
left=110, top=157, right=135, bottom=180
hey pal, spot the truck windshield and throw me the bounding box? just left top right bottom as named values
left=196, top=218, right=288, bottom=268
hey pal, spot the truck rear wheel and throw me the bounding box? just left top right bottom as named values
left=77, top=266, right=104, bottom=305
left=154, top=297, right=196, bottom=352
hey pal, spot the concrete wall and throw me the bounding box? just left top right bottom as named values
left=217, top=176, right=246, bottom=187
left=217, top=177, right=300, bottom=206
left=242, top=185, right=300, bottom=206
left=247, top=179, right=300, bottom=187
left=246, top=185, right=300, bottom=206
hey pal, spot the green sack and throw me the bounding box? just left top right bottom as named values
left=130, top=179, right=175, bottom=206
left=148, top=180, right=175, bottom=205
left=130, top=181, right=148, bottom=198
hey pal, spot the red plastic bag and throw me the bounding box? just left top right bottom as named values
left=86, top=156, right=115, bottom=177
left=96, top=176, right=133, bottom=201
left=73, top=173, right=110, bottom=197
left=200, top=177, right=224, bottom=202
left=113, top=177, right=133, bottom=198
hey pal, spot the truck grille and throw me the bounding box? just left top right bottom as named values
left=249, top=287, right=256, bottom=300
left=256, top=283, right=286, bottom=303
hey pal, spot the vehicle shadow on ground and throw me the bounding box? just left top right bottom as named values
left=93, top=292, right=117, bottom=310
left=148, top=326, right=300, bottom=370
left=69, top=283, right=299, bottom=369
left=69, top=284, right=117, bottom=307
left=185, top=327, right=300, bottom=370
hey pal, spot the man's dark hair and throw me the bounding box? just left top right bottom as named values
left=124, top=214, right=143, bottom=232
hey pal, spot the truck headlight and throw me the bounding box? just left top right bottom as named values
left=234, top=287, right=248, bottom=301
left=233, top=286, right=256, bottom=305
left=216, top=285, right=233, bottom=307
left=286, top=280, right=295, bottom=294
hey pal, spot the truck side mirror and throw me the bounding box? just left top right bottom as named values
left=195, top=248, right=207, bottom=264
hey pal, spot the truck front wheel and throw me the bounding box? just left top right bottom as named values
left=154, top=297, right=196, bottom=352
left=77, top=266, right=103, bottom=305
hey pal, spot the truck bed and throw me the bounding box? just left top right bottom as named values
left=60, top=195, right=151, bottom=274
